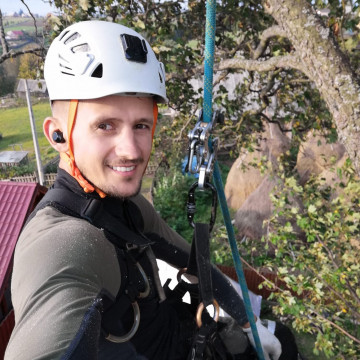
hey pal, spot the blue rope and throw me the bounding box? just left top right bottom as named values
left=202, top=1, right=265, bottom=359
left=203, top=0, right=216, bottom=124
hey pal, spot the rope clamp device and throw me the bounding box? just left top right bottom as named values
left=186, top=109, right=219, bottom=189
left=187, top=181, right=218, bottom=232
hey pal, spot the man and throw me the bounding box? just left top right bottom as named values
left=5, top=20, right=282, bottom=360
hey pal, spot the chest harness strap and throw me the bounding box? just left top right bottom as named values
left=28, top=187, right=163, bottom=342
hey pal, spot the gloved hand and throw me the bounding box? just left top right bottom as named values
left=242, top=317, right=282, bottom=360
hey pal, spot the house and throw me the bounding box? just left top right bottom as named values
left=0, top=181, right=47, bottom=358
left=0, top=151, right=29, bottom=169
left=5, top=30, right=24, bottom=41
left=16, top=79, right=48, bottom=99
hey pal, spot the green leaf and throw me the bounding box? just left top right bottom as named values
left=308, top=204, right=317, bottom=214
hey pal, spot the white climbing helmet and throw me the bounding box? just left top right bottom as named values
left=44, top=20, right=167, bottom=103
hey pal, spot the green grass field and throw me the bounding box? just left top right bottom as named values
left=3, top=17, right=44, bottom=33
left=0, top=101, right=56, bottom=164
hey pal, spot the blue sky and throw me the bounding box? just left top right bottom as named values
left=0, top=0, right=57, bottom=16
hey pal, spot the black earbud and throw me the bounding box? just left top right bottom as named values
left=52, top=130, right=65, bottom=143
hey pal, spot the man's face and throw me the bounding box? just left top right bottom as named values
left=71, top=95, right=154, bottom=198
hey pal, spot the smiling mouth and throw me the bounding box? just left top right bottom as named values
left=109, top=165, right=136, bottom=172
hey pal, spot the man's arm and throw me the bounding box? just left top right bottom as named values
left=132, top=194, right=248, bottom=325
left=133, top=194, right=282, bottom=360
left=5, top=207, right=121, bottom=360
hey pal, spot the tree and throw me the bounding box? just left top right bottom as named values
left=18, top=48, right=43, bottom=79
left=218, top=0, right=360, bottom=177
left=0, top=3, right=44, bottom=65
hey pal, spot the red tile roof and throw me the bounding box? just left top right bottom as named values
left=0, top=182, right=46, bottom=299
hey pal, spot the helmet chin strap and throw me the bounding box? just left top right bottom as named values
left=60, top=99, right=107, bottom=198
left=60, top=99, right=159, bottom=198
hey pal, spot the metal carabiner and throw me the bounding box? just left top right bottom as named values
left=106, top=301, right=141, bottom=343
left=135, top=262, right=151, bottom=299
left=186, top=181, right=218, bottom=232
left=106, top=261, right=149, bottom=343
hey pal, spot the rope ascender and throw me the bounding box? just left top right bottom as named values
left=185, top=1, right=266, bottom=359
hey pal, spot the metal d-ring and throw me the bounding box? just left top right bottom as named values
left=135, top=262, right=150, bottom=298
left=196, top=299, right=220, bottom=328
left=177, top=267, right=188, bottom=283
left=106, top=301, right=141, bottom=343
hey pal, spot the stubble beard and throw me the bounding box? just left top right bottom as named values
left=77, top=163, right=143, bottom=200
left=105, top=178, right=143, bottom=200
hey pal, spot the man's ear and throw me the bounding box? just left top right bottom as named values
left=43, top=117, right=69, bottom=152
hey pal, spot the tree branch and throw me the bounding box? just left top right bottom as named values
left=316, top=235, right=360, bottom=304
left=216, top=54, right=309, bottom=77
left=20, top=0, right=39, bottom=42
left=312, top=310, right=360, bottom=345
left=0, top=47, right=44, bottom=64
left=259, top=112, right=292, bottom=133
left=252, top=25, right=288, bottom=60
left=175, top=105, right=198, bottom=142
left=167, top=53, right=309, bottom=86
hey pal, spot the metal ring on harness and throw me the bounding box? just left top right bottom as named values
left=177, top=267, right=188, bottom=283
left=196, top=299, right=220, bottom=328
left=106, top=301, right=140, bottom=343
left=135, top=262, right=151, bottom=298
left=177, top=267, right=199, bottom=284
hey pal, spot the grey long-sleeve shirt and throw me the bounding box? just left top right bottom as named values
left=5, top=192, right=247, bottom=359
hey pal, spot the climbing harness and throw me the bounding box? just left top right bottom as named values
left=184, top=1, right=266, bottom=359
left=28, top=186, right=164, bottom=344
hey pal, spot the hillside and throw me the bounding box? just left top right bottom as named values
left=3, top=17, right=44, bottom=33
left=0, top=15, right=46, bottom=96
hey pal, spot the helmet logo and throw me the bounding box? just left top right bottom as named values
left=120, top=34, right=148, bottom=63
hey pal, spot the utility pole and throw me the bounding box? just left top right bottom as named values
left=24, top=79, right=45, bottom=185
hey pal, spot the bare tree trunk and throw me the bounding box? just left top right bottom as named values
left=0, top=9, right=9, bottom=54
left=0, top=7, right=43, bottom=64
left=263, top=0, right=360, bottom=175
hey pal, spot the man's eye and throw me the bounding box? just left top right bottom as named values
left=136, top=124, right=150, bottom=130
left=98, top=123, right=112, bottom=130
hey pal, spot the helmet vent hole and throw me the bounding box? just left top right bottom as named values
left=58, top=54, right=69, bottom=63
left=91, top=64, right=103, bottom=78
left=60, top=71, right=75, bottom=76
left=71, top=43, right=91, bottom=53
left=64, top=32, right=81, bottom=45
left=59, top=30, right=69, bottom=41
left=158, top=72, right=163, bottom=83
left=60, top=63, right=72, bottom=70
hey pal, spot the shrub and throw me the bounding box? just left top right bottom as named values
left=261, top=160, right=360, bottom=358
left=152, top=156, right=233, bottom=266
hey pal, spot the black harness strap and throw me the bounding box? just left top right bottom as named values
left=28, top=188, right=152, bottom=248
left=194, top=223, right=213, bottom=307
left=187, top=223, right=228, bottom=360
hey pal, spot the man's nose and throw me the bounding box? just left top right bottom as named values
left=115, top=128, right=141, bottom=159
